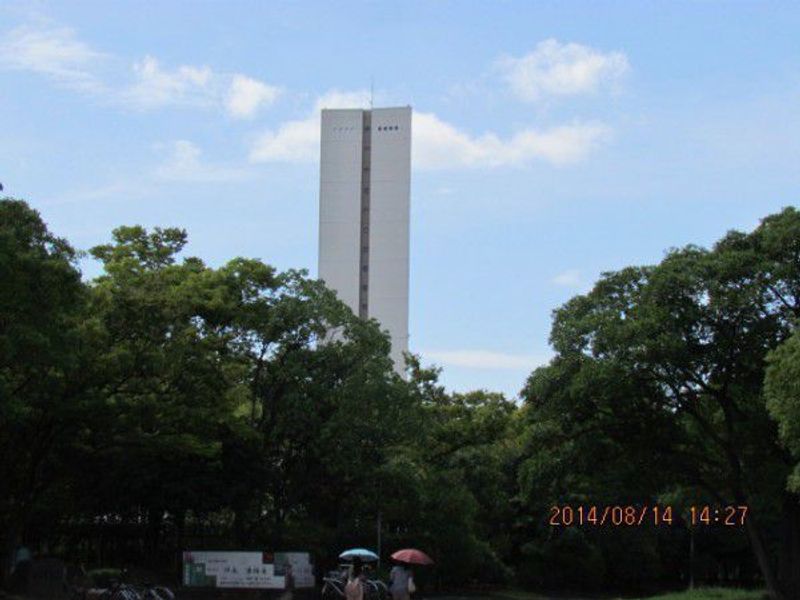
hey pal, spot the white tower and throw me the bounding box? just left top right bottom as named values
left=318, top=107, right=412, bottom=373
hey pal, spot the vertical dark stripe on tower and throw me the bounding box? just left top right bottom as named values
left=358, top=110, right=371, bottom=319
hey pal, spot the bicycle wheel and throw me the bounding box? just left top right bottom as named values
left=363, top=581, right=380, bottom=600
left=321, top=580, right=340, bottom=600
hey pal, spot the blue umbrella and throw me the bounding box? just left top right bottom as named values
left=339, top=548, right=379, bottom=561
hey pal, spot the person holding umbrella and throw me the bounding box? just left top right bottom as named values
left=344, top=557, right=364, bottom=600
left=389, top=549, right=432, bottom=600
left=388, top=562, right=412, bottom=600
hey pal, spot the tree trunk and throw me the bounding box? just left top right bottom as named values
left=724, top=436, right=785, bottom=599
left=234, top=507, right=251, bottom=547
left=744, top=511, right=784, bottom=600
left=688, top=526, right=695, bottom=590
left=778, top=494, right=800, bottom=600
left=148, top=507, right=162, bottom=569
left=175, top=510, right=186, bottom=580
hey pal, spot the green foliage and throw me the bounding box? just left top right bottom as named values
left=627, top=588, right=764, bottom=600
left=518, top=207, right=800, bottom=597
left=4, top=197, right=799, bottom=599
left=519, top=527, right=605, bottom=590
left=86, top=569, right=124, bottom=587
left=765, top=330, right=800, bottom=492
left=375, top=358, right=517, bottom=585
left=0, top=199, right=89, bottom=573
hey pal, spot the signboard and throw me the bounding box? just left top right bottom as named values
left=182, top=551, right=314, bottom=589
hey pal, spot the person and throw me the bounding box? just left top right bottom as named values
left=278, top=564, right=294, bottom=600
left=11, top=545, right=31, bottom=573
left=344, top=558, right=364, bottom=600
left=389, top=562, right=413, bottom=600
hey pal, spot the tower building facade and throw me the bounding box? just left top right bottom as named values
left=318, top=107, right=411, bottom=372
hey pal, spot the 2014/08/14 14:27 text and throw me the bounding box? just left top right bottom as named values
left=549, top=505, right=749, bottom=527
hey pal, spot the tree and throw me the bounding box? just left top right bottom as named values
left=69, top=226, right=246, bottom=562
left=0, top=199, right=89, bottom=583
left=379, top=358, right=517, bottom=586
left=766, top=329, right=800, bottom=493
left=77, top=223, right=418, bottom=569
left=212, top=262, right=416, bottom=554
left=764, top=329, right=800, bottom=597
left=1, top=202, right=522, bottom=587
left=83, top=222, right=428, bottom=571
left=519, top=207, right=800, bottom=599
left=518, top=355, right=679, bottom=591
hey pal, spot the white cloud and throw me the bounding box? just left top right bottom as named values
left=249, top=89, right=370, bottom=162
left=155, top=140, right=249, bottom=183
left=52, top=140, right=251, bottom=203
left=225, top=74, right=281, bottom=119
left=122, top=59, right=281, bottom=114
left=248, top=117, right=319, bottom=163
left=0, top=24, right=281, bottom=117
left=250, top=90, right=610, bottom=168
left=121, top=56, right=214, bottom=110
left=423, top=349, right=551, bottom=370
left=551, top=269, right=582, bottom=287
left=413, top=112, right=610, bottom=169
left=0, top=25, right=106, bottom=92
left=497, top=39, right=629, bottom=102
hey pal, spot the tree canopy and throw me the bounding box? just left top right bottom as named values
left=2, top=198, right=799, bottom=599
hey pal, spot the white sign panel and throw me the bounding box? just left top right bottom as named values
left=183, top=551, right=282, bottom=589
left=183, top=551, right=314, bottom=589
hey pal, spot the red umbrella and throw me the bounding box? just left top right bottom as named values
left=391, top=548, right=434, bottom=565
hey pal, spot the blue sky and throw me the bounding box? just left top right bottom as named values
left=2, top=1, right=799, bottom=398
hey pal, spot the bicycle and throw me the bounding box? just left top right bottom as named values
left=68, top=574, right=173, bottom=600
left=321, top=569, right=347, bottom=600
left=141, top=583, right=174, bottom=600
left=363, top=579, right=388, bottom=600
left=321, top=569, right=387, bottom=600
